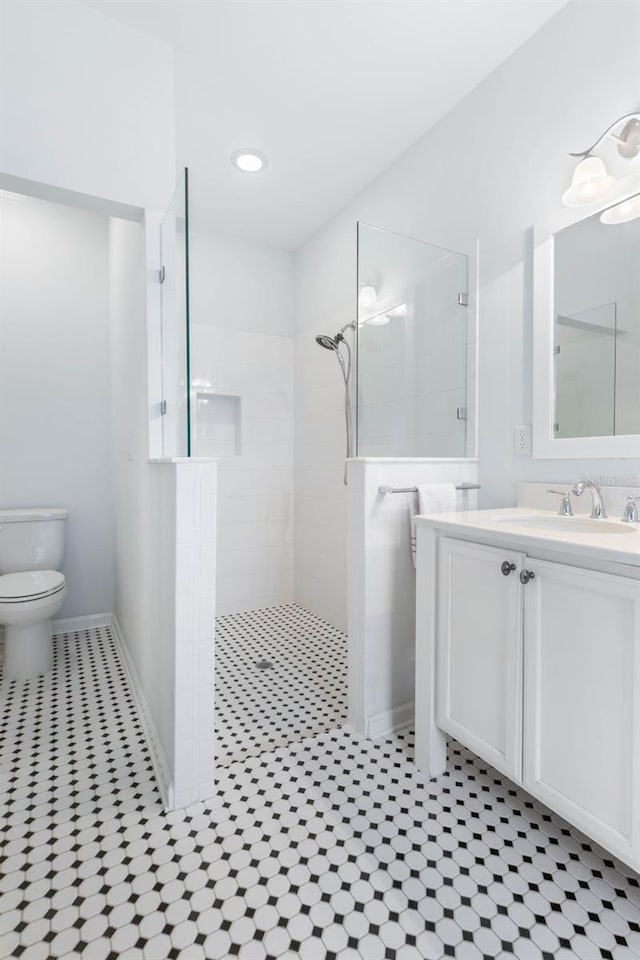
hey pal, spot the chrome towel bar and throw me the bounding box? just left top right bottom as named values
left=378, top=482, right=481, bottom=495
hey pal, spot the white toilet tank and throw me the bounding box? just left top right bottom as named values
left=0, top=508, right=67, bottom=574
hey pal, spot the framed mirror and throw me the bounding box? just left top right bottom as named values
left=532, top=193, right=640, bottom=459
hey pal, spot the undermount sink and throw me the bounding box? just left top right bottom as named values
left=495, top=515, right=636, bottom=535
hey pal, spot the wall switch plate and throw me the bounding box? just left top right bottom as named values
left=514, top=425, right=531, bottom=456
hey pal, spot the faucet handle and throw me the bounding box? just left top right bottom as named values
left=622, top=495, right=640, bottom=523
left=547, top=489, right=573, bottom=516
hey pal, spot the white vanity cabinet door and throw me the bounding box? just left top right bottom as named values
left=523, top=560, right=640, bottom=867
left=436, top=538, right=525, bottom=782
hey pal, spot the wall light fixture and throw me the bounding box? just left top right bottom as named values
left=562, top=112, right=640, bottom=220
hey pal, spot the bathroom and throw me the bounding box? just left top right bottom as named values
left=1, top=1, right=639, bottom=959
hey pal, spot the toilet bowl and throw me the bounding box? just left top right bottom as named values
left=0, top=571, right=67, bottom=680
left=0, top=507, right=68, bottom=681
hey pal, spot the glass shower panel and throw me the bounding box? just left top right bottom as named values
left=356, top=223, right=468, bottom=457
left=160, top=168, right=191, bottom=457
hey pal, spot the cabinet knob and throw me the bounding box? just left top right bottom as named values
left=520, top=569, right=535, bottom=585
left=501, top=561, right=516, bottom=576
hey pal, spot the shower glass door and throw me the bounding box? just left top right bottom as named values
left=160, top=168, right=191, bottom=457
left=356, top=223, right=468, bottom=457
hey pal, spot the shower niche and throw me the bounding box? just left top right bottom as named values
left=192, top=392, right=241, bottom=457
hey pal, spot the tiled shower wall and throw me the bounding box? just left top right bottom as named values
left=190, top=324, right=294, bottom=616
left=186, top=224, right=295, bottom=618
left=188, top=225, right=475, bottom=633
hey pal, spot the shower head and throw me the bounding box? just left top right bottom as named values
left=315, top=334, right=339, bottom=351
left=314, top=327, right=354, bottom=478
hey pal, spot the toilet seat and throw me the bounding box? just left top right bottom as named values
left=0, top=570, right=66, bottom=603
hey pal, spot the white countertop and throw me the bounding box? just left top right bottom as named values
left=416, top=507, right=640, bottom=568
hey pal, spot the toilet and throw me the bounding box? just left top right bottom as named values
left=0, top=508, right=68, bottom=681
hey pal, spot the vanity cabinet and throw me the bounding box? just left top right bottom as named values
left=430, top=534, right=640, bottom=871
left=436, top=539, right=524, bottom=782
left=523, top=560, right=640, bottom=865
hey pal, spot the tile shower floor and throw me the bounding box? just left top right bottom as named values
left=215, top=604, right=348, bottom=766
left=0, top=627, right=639, bottom=960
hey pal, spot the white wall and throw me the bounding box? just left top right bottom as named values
left=0, top=194, right=114, bottom=619
left=0, top=0, right=174, bottom=212
left=294, top=0, right=640, bottom=631
left=294, top=235, right=354, bottom=631
left=110, top=220, right=217, bottom=809
left=109, top=217, right=176, bottom=778
left=347, top=459, right=478, bottom=739
left=171, top=459, right=216, bottom=808
left=189, top=224, right=295, bottom=615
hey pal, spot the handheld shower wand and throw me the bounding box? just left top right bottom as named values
left=314, top=324, right=356, bottom=483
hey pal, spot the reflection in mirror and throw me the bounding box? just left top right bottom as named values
left=553, top=201, right=640, bottom=439
left=356, top=223, right=469, bottom=457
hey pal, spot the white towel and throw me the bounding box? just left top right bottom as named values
left=410, top=483, right=457, bottom=569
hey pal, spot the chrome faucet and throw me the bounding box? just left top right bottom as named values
left=622, top=495, right=640, bottom=523
left=572, top=479, right=607, bottom=519
left=547, top=489, right=573, bottom=516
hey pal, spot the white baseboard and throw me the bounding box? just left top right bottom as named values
left=367, top=701, right=414, bottom=740
left=52, top=612, right=113, bottom=634
left=110, top=614, right=174, bottom=811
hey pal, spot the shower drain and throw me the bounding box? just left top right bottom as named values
left=256, top=660, right=274, bottom=670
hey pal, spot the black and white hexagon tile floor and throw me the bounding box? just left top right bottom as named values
left=214, top=605, right=349, bottom=766
left=1, top=619, right=639, bottom=960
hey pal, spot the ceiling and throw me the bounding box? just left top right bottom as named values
left=81, top=0, right=567, bottom=250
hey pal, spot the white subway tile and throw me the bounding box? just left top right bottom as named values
left=197, top=736, right=216, bottom=781
left=173, top=739, right=193, bottom=798
left=199, top=541, right=216, bottom=592
left=175, top=542, right=194, bottom=593
left=174, top=646, right=193, bottom=692
left=175, top=590, right=194, bottom=645
left=198, top=462, right=218, bottom=497
left=198, top=591, right=215, bottom=640
left=198, top=639, right=215, bottom=688
left=199, top=495, right=216, bottom=536
left=176, top=494, right=194, bottom=543
left=176, top=463, right=194, bottom=497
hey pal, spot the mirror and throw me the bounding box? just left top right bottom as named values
left=554, top=206, right=640, bottom=438
left=533, top=194, right=640, bottom=459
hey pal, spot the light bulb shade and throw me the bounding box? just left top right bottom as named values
left=562, top=156, right=616, bottom=207
left=600, top=193, right=640, bottom=224
left=358, top=284, right=378, bottom=310
left=365, top=312, right=391, bottom=326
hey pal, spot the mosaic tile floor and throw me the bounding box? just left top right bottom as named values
left=214, top=604, right=348, bottom=766
left=1, top=626, right=639, bottom=960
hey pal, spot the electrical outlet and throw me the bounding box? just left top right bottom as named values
left=514, top=425, right=532, bottom=456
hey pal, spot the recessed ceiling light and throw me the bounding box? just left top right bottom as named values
left=231, top=149, right=267, bottom=173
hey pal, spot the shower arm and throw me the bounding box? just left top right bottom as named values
left=336, top=320, right=357, bottom=339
